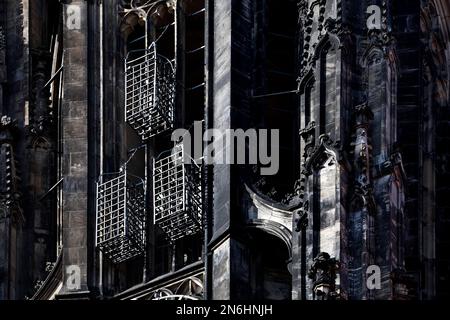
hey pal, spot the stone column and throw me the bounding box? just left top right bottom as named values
left=293, top=0, right=351, bottom=300
left=359, top=0, right=403, bottom=300
left=57, top=0, right=91, bottom=298
left=0, top=117, right=23, bottom=300
left=0, top=26, right=5, bottom=113
left=207, top=0, right=254, bottom=300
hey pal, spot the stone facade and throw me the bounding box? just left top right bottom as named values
left=0, top=0, right=448, bottom=300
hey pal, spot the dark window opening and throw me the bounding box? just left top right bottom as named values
left=169, top=0, right=206, bottom=272
left=145, top=0, right=206, bottom=276
left=247, top=229, right=292, bottom=300
left=305, top=83, right=312, bottom=126
left=319, top=52, right=327, bottom=135
left=319, top=46, right=337, bottom=138
left=253, top=0, right=299, bottom=200
left=180, top=0, right=206, bottom=126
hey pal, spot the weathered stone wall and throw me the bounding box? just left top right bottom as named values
left=0, top=0, right=449, bottom=300
left=420, top=0, right=450, bottom=299
left=293, top=0, right=411, bottom=300
left=0, top=0, right=29, bottom=300
left=59, top=0, right=91, bottom=297
left=294, top=0, right=352, bottom=300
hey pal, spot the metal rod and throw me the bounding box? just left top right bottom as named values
left=39, top=178, right=64, bottom=201
left=188, top=8, right=205, bottom=17
left=252, top=89, right=298, bottom=99
left=187, top=45, right=205, bottom=54
left=99, top=0, right=104, bottom=295
left=43, top=65, right=64, bottom=89
left=187, top=82, right=205, bottom=91
left=143, top=143, right=148, bottom=283
left=128, top=35, right=146, bottom=45
left=154, top=24, right=171, bottom=43
left=145, top=11, right=149, bottom=49
left=267, top=68, right=296, bottom=77
left=128, top=23, right=174, bottom=45
left=268, top=31, right=295, bottom=40
left=174, top=0, right=178, bottom=70
left=121, top=144, right=146, bottom=171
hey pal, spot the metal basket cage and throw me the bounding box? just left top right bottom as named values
left=125, top=42, right=175, bottom=140
left=95, top=171, right=146, bottom=264
left=153, top=144, right=202, bottom=242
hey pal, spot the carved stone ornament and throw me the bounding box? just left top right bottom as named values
left=0, top=116, right=23, bottom=219
left=29, top=60, right=53, bottom=137
left=295, top=130, right=340, bottom=232
left=308, top=252, right=340, bottom=300
left=294, top=200, right=309, bottom=232
left=0, top=116, right=17, bottom=143
left=300, top=121, right=316, bottom=160
left=0, top=26, right=5, bottom=51
left=390, top=269, right=417, bottom=300
left=303, top=134, right=338, bottom=176
left=352, top=103, right=376, bottom=213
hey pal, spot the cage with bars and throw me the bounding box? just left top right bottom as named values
left=125, top=42, right=175, bottom=140
left=153, top=144, right=202, bottom=242
left=95, top=170, right=146, bottom=264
